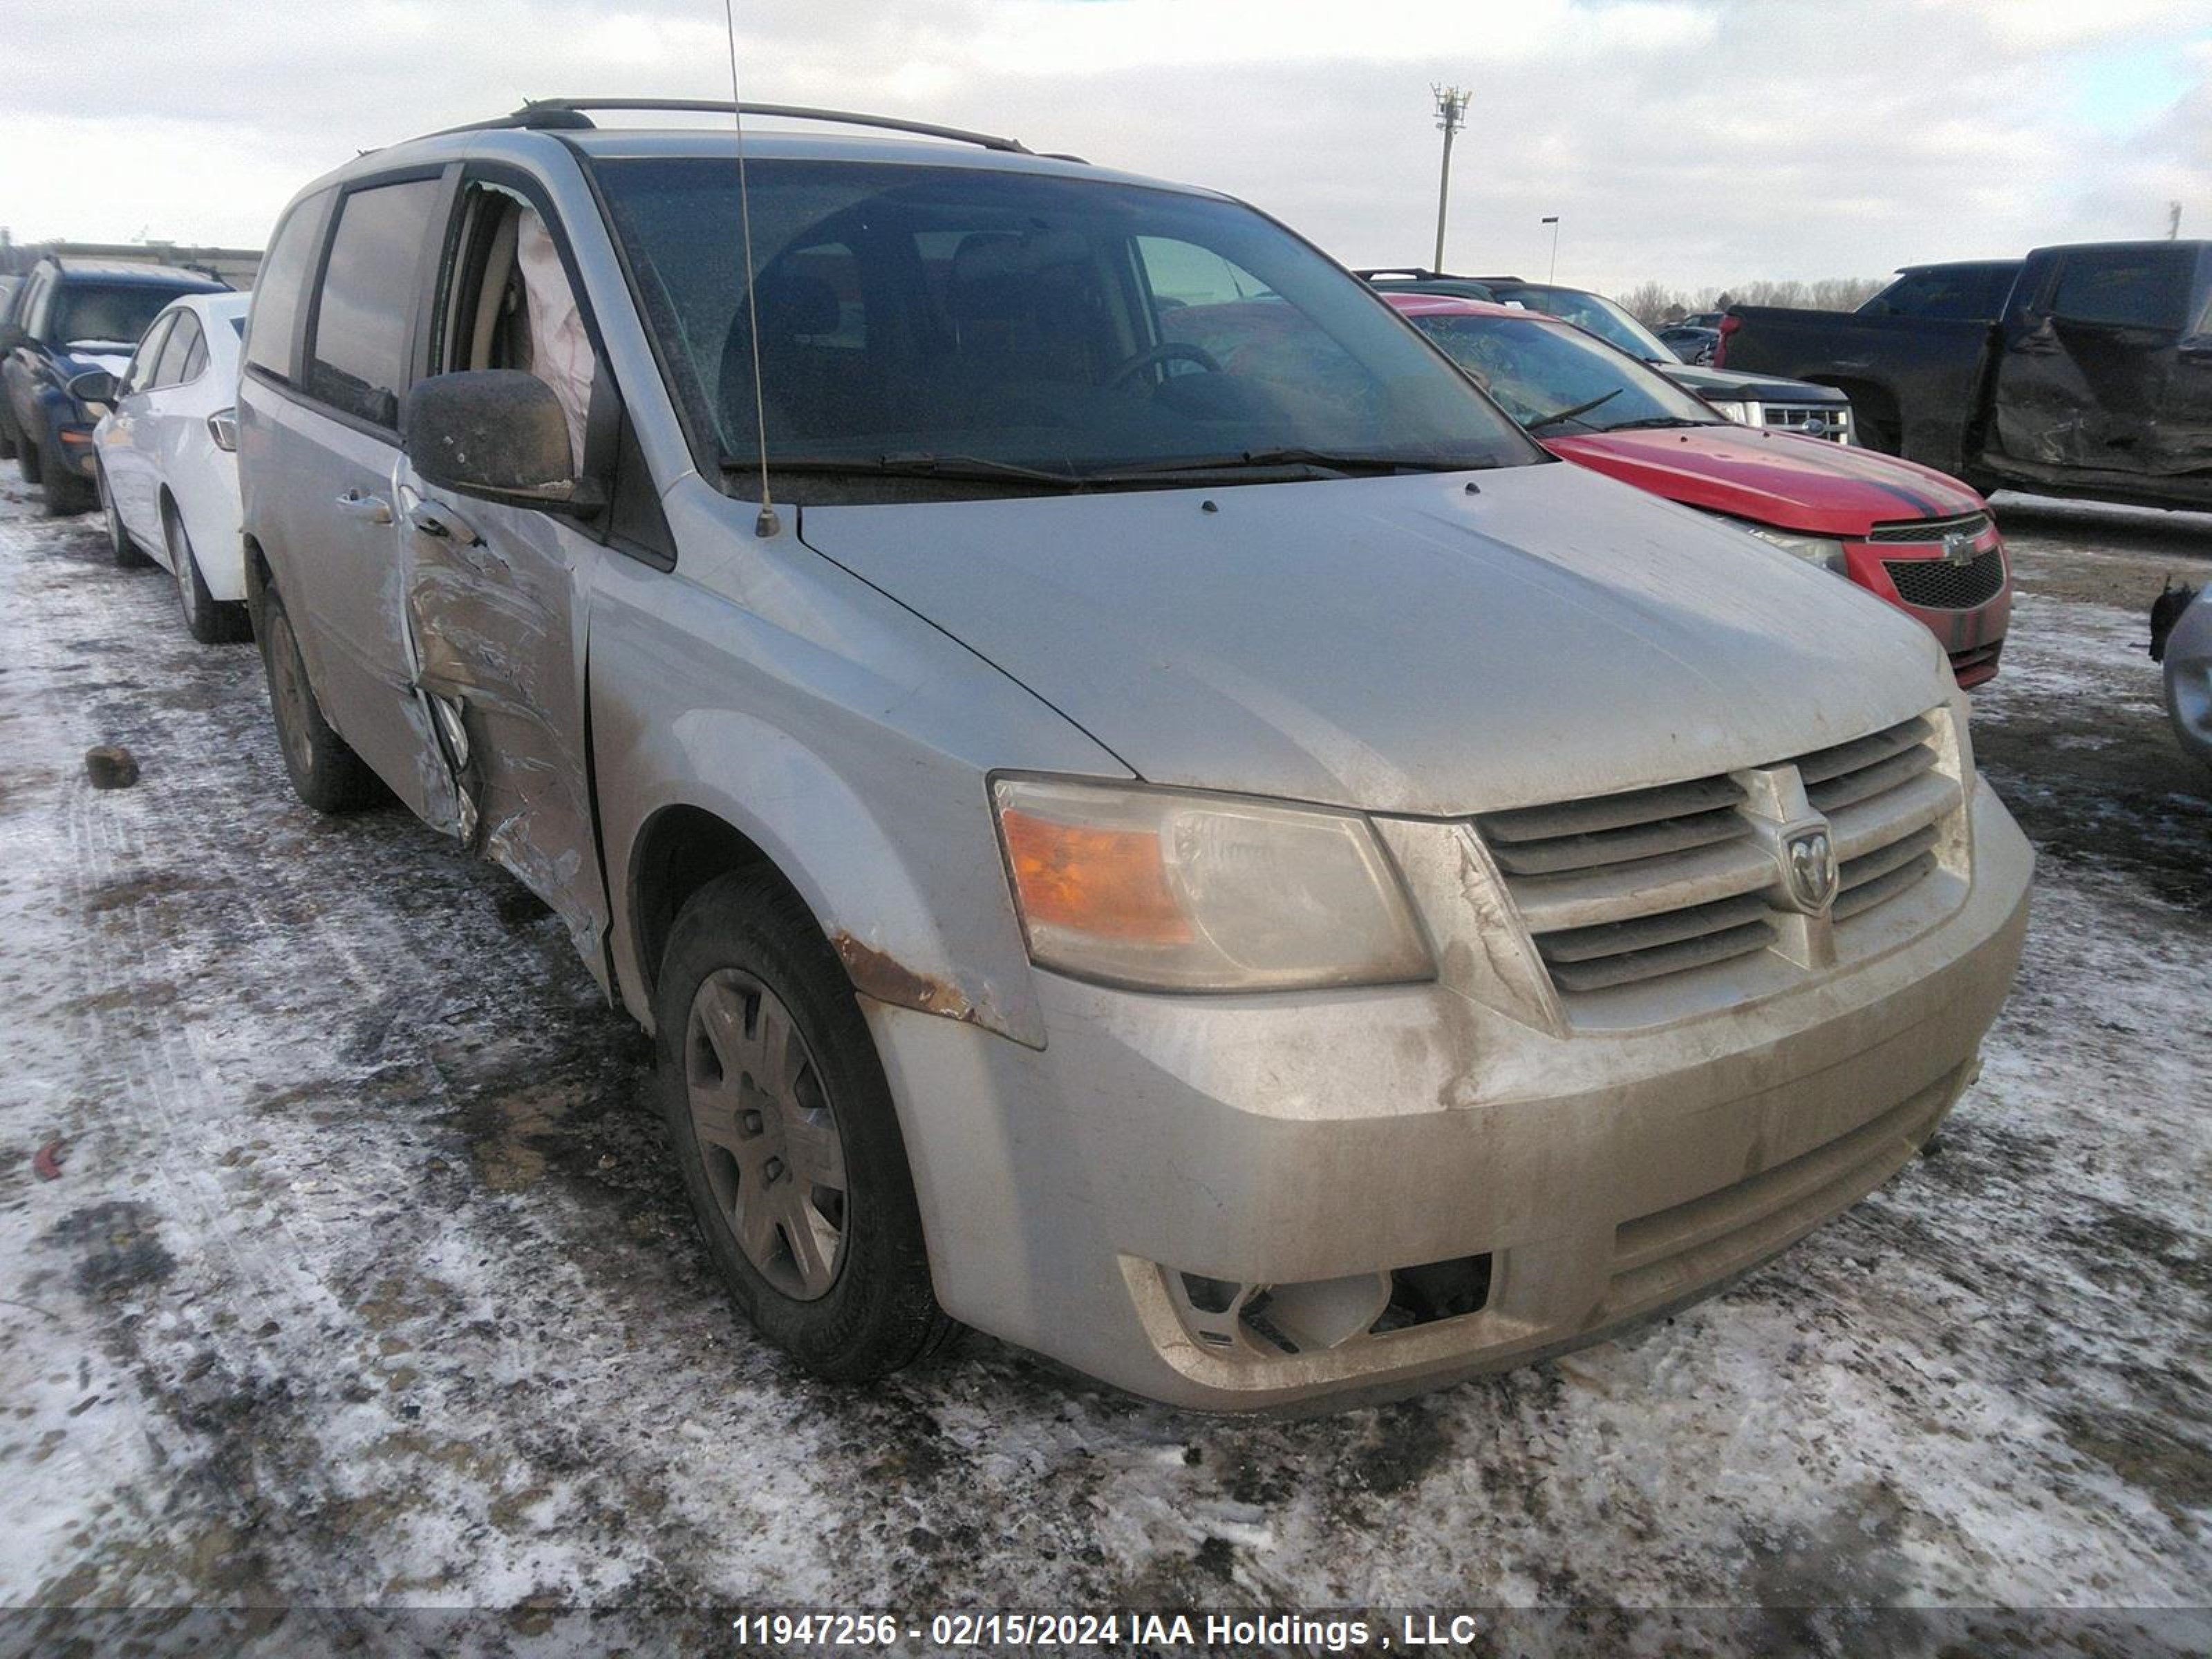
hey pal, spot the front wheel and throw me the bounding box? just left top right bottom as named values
left=259, top=583, right=381, bottom=813
left=39, top=435, right=93, bottom=518
left=98, top=464, right=151, bottom=568
left=656, top=868, right=955, bottom=1381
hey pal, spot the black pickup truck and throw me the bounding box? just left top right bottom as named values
left=1716, top=241, right=2212, bottom=512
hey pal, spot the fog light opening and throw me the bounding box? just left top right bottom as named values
left=1373, top=1253, right=1494, bottom=1334
left=1178, top=1273, right=1240, bottom=1315
left=1165, top=1257, right=1490, bottom=1360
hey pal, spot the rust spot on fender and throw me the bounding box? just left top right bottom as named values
left=832, top=932, right=982, bottom=1024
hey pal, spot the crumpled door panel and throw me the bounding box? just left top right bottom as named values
left=400, top=479, right=608, bottom=978
left=1993, top=317, right=2212, bottom=477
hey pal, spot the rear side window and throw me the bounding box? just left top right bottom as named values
left=245, top=189, right=333, bottom=380
left=307, top=178, right=441, bottom=427
left=2050, top=248, right=2197, bottom=330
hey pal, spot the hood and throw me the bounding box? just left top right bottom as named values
left=796, top=463, right=1947, bottom=816
left=55, top=346, right=131, bottom=406
left=1546, top=424, right=1985, bottom=536
left=57, top=346, right=131, bottom=376
left=1666, top=362, right=1847, bottom=404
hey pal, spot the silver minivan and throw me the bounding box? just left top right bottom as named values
left=237, top=100, right=2032, bottom=1410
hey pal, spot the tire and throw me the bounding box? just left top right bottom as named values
left=1858, top=413, right=1902, bottom=457
left=655, top=868, right=955, bottom=1381
left=259, top=582, right=381, bottom=813
left=163, top=498, right=247, bottom=644
left=0, top=409, right=16, bottom=463
left=39, top=435, right=93, bottom=517
left=17, top=433, right=42, bottom=485
left=97, top=463, right=152, bottom=568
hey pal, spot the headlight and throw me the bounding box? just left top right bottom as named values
left=992, top=776, right=1432, bottom=992
left=1697, top=511, right=1850, bottom=576
left=1741, top=523, right=1850, bottom=574
left=1703, top=397, right=1759, bottom=425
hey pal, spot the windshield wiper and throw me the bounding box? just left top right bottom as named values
left=1092, top=447, right=1468, bottom=481
left=1526, top=388, right=1623, bottom=431
left=1595, top=415, right=1712, bottom=432
left=731, top=453, right=1090, bottom=488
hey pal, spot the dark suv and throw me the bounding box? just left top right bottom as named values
left=1, top=256, right=227, bottom=515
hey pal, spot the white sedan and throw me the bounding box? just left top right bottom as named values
left=93, top=291, right=252, bottom=642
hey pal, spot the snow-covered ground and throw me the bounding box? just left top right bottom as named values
left=1, top=486, right=2208, bottom=1656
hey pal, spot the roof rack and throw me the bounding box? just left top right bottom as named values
left=449, top=98, right=1033, bottom=155
left=1353, top=268, right=1528, bottom=284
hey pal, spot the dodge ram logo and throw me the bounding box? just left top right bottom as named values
left=1783, top=827, right=1839, bottom=914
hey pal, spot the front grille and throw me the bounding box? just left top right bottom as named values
left=1866, top=510, right=1991, bottom=544
left=1760, top=402, right=1853, bottom=444
left=1476, top=713, right=1962, bottom=1002
left=1884, top=550, right=2007, bottom=610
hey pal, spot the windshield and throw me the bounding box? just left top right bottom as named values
left=593, top=158, right=1541, bottom=491
left=1492, top=285, right=1678, bottom=362
left=51, top=283, right=200, bottom=350
left=1407, top=312, right=1721, bottom=433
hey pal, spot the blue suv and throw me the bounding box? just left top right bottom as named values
left=1, top=256, right=227, bottom=515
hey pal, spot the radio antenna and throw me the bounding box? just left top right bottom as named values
left=723, top=0, right=780, bottom=537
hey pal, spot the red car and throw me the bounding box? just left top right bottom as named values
left=1382, top=292, right=2011, bottom=687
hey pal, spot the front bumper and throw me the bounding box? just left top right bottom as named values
left=50, top=417, right=99, bottom=478
left=2159, top=588, right=2212, bottom=771
left=1848, top=538, right=2012, bottom=690
left=868, top=787, right=2032, bottom=1410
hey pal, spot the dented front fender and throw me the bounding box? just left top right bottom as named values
left=588, top=480, right=1132, bottom=1052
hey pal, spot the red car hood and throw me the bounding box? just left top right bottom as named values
left=1546, top=424, right=1984, bottom=536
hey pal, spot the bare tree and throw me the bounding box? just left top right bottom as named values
left=1616, top=277, right=1884, bottom=322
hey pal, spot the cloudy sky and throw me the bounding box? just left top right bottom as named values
left=3, top=0, right=2206, bottom=293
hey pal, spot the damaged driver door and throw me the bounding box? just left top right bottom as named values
left=398, top=175, right=612, bottom=980
left=1991, top=243, right=2206, bottom=480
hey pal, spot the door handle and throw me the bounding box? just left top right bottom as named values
left=335, top=489, right=393, bottom=524
left=406, top=498, right=484, bottom=547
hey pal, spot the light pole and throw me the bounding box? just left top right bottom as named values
left=1432, top=85, right=1470, bottom=273
left=1543, top=215, right=1560, bottom=284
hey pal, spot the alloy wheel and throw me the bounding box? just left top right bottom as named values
left=100, top=470, right=126, bottom=555
left=165, top=511, right=204, bottom=632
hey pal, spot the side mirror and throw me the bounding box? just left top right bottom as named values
left=403, top=371, right=599, bottom=513
left=68, top=368, right=119, bottom=406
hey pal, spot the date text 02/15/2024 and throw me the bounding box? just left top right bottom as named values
left=727, top=1611, right=1512, bottom=1650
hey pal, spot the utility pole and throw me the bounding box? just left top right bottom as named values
left=1432, top=84, right=1470, bottom=274
left=1543, top=215, right=1560, bottom=284
left=2169, top=201, right=2183, bottom=240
